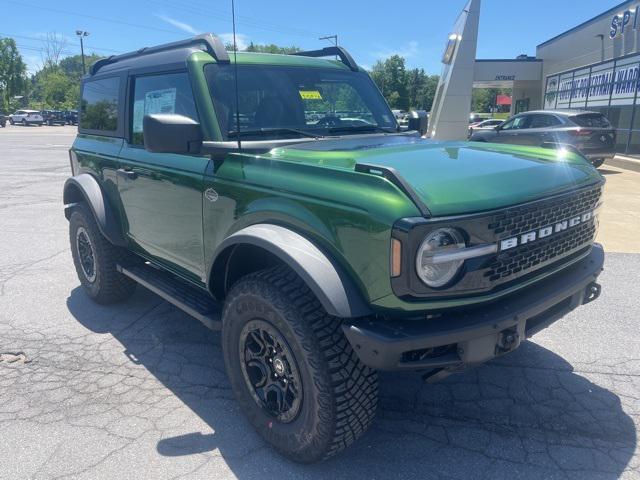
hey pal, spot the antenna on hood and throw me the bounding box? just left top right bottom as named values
left=231, top=0, right=242, bottom=151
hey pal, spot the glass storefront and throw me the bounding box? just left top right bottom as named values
left=544, top=53, right=640, bottom=155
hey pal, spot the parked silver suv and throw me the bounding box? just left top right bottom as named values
left=9, top=109, right=44, bottom=126
left=469, top=110, right=615, bottom=168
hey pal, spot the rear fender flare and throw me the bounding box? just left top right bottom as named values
left=63, top=174, right=126, bottom=247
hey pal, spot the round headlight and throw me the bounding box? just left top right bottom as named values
left=416, top=228, right=466, bottom=288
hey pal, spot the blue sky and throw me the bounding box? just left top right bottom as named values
left=0, top=0, right=623, bottom=74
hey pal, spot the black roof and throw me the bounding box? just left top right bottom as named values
left=89, top=33, right=229, bottom=76
left=88, top=33, right=360, bottom=78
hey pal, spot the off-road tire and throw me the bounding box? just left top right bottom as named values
left=21, top=119, right=26, bottom=126
left=69, top=204, right=136, bottom=304
left=9, top=118, right=14, bottom=125
left=591, top=158, right=605, bottom=168
left=222, top=266, right=378, bottom=463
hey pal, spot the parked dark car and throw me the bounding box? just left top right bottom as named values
left=469, top=110, right=615, bottom=168
left=64, top=110, right=78, bottom=125
left=41, top=110, right=67, bottom=126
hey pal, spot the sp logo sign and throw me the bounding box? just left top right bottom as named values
left=610, top=7, right=639, bottom=38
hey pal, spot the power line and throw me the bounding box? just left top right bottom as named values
left=3, top=0, right=321, bottom=42
left=144, top=0, right=325, bottom=38
left=2, top=0, right=186, bottom=36
left=1, top=32, right=123, bottom=54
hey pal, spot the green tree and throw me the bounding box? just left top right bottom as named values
left=405, top=68, right=439, bottom=111
left=370, top=55, right=409, bottom=110
left=59, top=54, right=103, bottom=82
left=0, top=38, right=28, bottom=112
left=42, top=70, right=74, bottom=109
left=30, top=53, right=103, bottom=110
left=472, top=88, right=511, bottom=113
left=244, top=42, right=300, bottom=54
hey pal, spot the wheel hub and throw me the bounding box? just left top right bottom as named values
left=75, top=226, right=96, bottom=283
left=239, top=320, right=302, bottom=423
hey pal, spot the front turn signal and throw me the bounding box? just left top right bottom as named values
left=391, top=238, right=402, bottom=277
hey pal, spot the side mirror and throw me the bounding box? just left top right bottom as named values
left=407, top=110, right=429, bottom=136
left=143, top=114, right=203, bottom=154
left=494, top=125, right=501, bottom=131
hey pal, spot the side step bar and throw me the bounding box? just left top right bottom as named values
left=117, top=264, right=222, bottom=330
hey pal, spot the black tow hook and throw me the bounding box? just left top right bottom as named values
left=583, top=282, right=601, bottom=305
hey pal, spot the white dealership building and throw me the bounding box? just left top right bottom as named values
left=430, top=0, right=640, bottom=154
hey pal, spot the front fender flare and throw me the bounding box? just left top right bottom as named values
left=63, top=174, right=126, bottom=247
left=212, top=224, right=372, bottom=318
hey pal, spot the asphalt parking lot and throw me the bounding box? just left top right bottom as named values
left=0, top=124, right=638, bottom=479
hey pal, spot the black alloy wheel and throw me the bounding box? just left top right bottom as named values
left=75, top=226, right=97, bottom=283
left=239, top=319, right=303, bottom=423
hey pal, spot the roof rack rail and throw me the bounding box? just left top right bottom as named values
left=292, top=46, right=359, bottom=71
left=89, top=33, right=229, bottom=75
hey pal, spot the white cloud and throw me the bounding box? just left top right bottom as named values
left=218, top=33, right=250, bottom=51
left=154, top=14, right=200, bottom=35
left=372, top=40, right=420, bottom=60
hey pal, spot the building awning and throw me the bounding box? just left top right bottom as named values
left=496, top=94, right=512, bottom=105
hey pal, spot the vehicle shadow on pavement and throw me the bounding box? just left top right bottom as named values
left=67, top=287, right=636, bottom=479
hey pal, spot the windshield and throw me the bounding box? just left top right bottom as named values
left=205, top=64, right=397, bottom=140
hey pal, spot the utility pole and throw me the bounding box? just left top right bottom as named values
left=319, top=35, right=338, bottom=61
left=76, top=30, right=89, bottom=74
left=319, top=34, right=338, bottom=47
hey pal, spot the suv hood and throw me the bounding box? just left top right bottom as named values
left=268, top=135, right=603, bottom=216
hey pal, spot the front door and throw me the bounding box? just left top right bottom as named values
left=117, top=71, right=207, bottom=281
left=492, top=115, right=532, bottom=145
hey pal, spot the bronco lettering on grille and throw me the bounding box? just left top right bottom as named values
left=499, top=210, right=594, bottom=251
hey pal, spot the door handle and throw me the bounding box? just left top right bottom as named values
left=117, top=168, right=137, bottom=180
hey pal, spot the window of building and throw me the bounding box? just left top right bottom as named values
left=80, top=77, right=120, bottom=132
left=130, top=72, right=199, bottom=146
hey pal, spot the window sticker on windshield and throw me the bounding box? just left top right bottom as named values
left=299, top=90, right=322, bottom=100
left=145, top=88, right=177, bottom=115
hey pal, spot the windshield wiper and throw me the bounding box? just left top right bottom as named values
left=327, top=124, right=396, bottom=134
left=227, top=127, right=322, bottom=139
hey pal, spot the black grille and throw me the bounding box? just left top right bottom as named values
left=484, top=185, right=601, bottom=284
left=488, top=185, right=601, bottom=238
left=485, top=222, right=596, bottom=282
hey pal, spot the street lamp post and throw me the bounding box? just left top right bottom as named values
left=76, top=30, right=89, bottom=74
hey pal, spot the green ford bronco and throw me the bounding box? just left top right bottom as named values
left=64, top=34, right=604, bottom=462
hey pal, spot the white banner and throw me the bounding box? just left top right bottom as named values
left=545, top=56, right=640, bottom=108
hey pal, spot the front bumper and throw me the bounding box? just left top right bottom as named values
left=343, top=244, right=604, bottom=374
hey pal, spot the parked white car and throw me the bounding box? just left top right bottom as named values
left=468, top=118, right=504, bottom=137
left=9, top=110, right=44, bottom=126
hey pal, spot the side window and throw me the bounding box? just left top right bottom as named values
left=502, top=116, right=532, bottom=130
left=80, top=77, right=120, bottom=132
left=131, top=72, right=198, bottom=146
left=529, top=114, right=561, bottom=129
left=499, top=118, right=516, bottom=130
